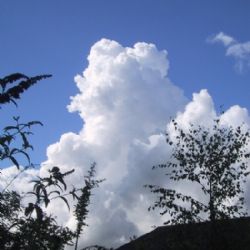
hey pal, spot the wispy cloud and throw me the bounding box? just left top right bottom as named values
left=208, top=32, right=250, bottom=73
left=209, top=32, right=236, bottom=47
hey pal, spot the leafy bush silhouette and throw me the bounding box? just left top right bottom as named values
left=146, top=118, right=250, bottom=249
left=147, top=118, right=250, bottom=224
left=0, top=73, right=104, bottom=250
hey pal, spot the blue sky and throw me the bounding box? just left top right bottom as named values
left=1, top=0, right=250, bottom=164
left=2, top=1, right=250, bottom=247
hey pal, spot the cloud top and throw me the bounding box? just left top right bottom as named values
left=2, top=39, right=250, bottom=249
left=68, top=38, right=185, bottom=147
left=45, top=39, right=187, bottom=248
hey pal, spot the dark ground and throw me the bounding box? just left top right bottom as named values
left=116, top=217, right=250, bottom=250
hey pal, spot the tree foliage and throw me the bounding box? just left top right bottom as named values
left=0, top=73, right=104, bottom=250
left=27, top=166, right=75, bottom=219
left=74, top=163, right=105, bottom=250
left=0, top=73, right=51, bottom=105
left=0, top=163, right=102, bottom=249
left=0, top=73, right=49, bottom=171
left=146, top=118, right=250, bottom=225
left=0, top=73, right=76, bottom=249
left=0, top=116, right=43, bottom=172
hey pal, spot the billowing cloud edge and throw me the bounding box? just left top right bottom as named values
left=1, top=39, right=250, bottom=249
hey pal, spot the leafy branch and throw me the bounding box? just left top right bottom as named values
left=74, top=162, right=105, bottom=250
left=147, top=118, right=250, bottom=225
left=26, top=167, right=75, bottom=220
left=0, top=73, right=51, bottom=106
left=0, top=116, right=43, bottom=170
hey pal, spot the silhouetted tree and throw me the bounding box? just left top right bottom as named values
left=146, top=118, right=250, bottom=225
left=0, top=73, right=104, bottom=249
left=74, top=163, right=105, bottom=250
left=0, top=73, right=50, bottom=171
left=0, top=73, right=76, bottom=249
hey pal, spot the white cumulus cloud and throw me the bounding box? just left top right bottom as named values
left=1, top=39, right=250, bottom=249
left=40, top=38, right=188, bottom=248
